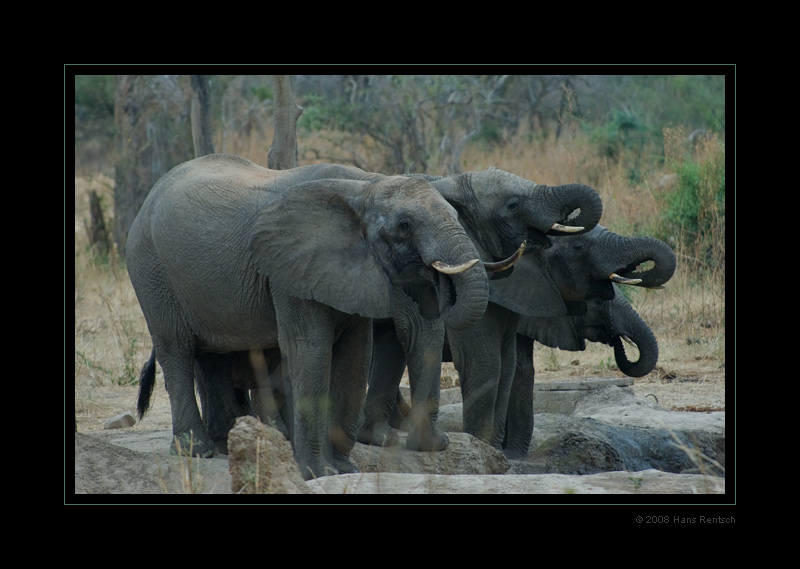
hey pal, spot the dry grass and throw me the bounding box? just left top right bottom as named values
left=73, top=127, right=726, bottom=432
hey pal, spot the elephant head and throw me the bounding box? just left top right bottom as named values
left=518, top=284, right=660, bottom=378
left=516, top=225, right=676, bottom=375
left=546, top=224, right=677, bottom=306
left=429, top=168, right=604, bottom=260
left=248, top=175, right=490, bottom=332
left=412, top=168, right=604, bottom=319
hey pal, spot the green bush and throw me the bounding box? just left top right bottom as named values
left=657, top=127, right=725, bottom=272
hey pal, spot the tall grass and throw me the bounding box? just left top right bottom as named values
left=74, top=175, right=151, bottom=392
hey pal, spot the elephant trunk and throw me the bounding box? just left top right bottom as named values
left=532, top=183, right=604, bottom=236
left=615, top=236, right=677, bottom=289
left=426, top=231, right=489, bottom=331
left=608, top=290, right=659, bottom=377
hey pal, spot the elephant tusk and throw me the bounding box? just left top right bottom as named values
left=432, top=258, right=479, bottom=274
left=483, top=241, right=526, bottom=273
left=550, top=222, right=584, bottom=233
left=621, top=334, right=638, bottom=349
left=610, top=272, right=643, bottom=285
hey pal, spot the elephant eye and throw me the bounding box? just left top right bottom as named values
left=398, top=220, right=411, bottom=232
left=507, top=199, right=520, bottom=212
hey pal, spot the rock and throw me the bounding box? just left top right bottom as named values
left=434, top=385, right=723, bottom=477
left=227, top=416, right=314, bottom=494
left=350, top=432, right=508, bottom=475
left=74, top=432, right=231, bottom=494
left=306, top=469, right=724, bottom=495
left=103, top=412, right=136, bottom=429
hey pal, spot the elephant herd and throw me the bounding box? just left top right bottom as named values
left=126, top=153, right=675, bottom=480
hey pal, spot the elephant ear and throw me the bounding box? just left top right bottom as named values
left=518, top=315, right=584, bottom=351
left=249, top=179, right=393, bottom=318
left=488, top=251, right=567, bottom=317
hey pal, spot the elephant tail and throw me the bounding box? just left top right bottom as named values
left=136, top=349, right=157, bottom=420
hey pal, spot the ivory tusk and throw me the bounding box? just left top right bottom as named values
left=621, top=335, right=638, bottom=349
left=483, top=241, right=526, bottom=273
left=551, top=222, right=584, bottom=233
left=432, top=258, right=479, bottom=274
left=610, top=272, right=643, bottom=285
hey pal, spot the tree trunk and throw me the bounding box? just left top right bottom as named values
left=87, top=190, right=110, bottom=257
left=268, top=75, right=302, bottom=170
left=113, top=75, right=192, bottom=256
left=191, top=75, right=215, bottom=157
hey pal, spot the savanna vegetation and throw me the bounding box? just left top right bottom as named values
left=74, top=73, right=728, bottom=428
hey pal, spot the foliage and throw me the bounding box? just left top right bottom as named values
left=249, top=85, right=273, bottom=102
left=74, top=75, right=116, bottom=140
left=657, top=126, right=725, bottom=273
left=579, top=75, right=725, bottom=182
left=296, top=93, right=329, bottom=132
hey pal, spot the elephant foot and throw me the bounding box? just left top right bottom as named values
left=357, top=422, right=400, bottom=447
left=170, top=431, right=218, bottom=458
left=299, top=458, right=340, bottom=481
left=502, top=446, right=528, bottom=460
left=332, top=457, right=360, bottom=475
left=406, top=427, right=449, bottom=452
left=330, top=447, right=360, bottom=475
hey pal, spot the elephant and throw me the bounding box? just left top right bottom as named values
left=188, top=166, right=605, bottom=456
left=127, top=153, right=495, bottom=479
left=369, top=225, right=676, bottom=455
left=505, top=283, right=663, bottom=458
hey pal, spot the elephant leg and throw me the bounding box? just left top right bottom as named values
left=273, top=289, right=340, bottom=480
left=358, top=320, right=406, bottom=447
left=248, top=349, right=291, bottom=439
left=489, top=311, right=520, bottom=450
left=195, top=352, right=254, bottom=454
left=503, top=334, right=535, bottom=459
left=328, top=317, right=371, bottom=473
left=448, top=303, right=506, bottom=445
left=393, top=290, right=449, bottom=452
left=154, top=338, right=218, bottom=458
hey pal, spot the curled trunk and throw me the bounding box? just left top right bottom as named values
left=578, top=288, right=659, bottom=378
left=534, top=183, right=604, bottom=236
left=601, top=230, right=677, bottom=289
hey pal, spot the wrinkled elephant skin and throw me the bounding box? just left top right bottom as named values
left=127, top=154, right=491, bottom=479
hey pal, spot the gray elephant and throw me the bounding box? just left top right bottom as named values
left=128, top=153, right=493, bottom=479
left=192, top=166, right=605, bottom=455
left=371, top=225, right=676, bottom=454
left=505, top=284, right=662, bottom=458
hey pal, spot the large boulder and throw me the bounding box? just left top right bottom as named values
left=227, top=416, right=314, bottom=494
left=350, top=432, right=509, bottom=475
left=436, top=384, right=725, bottom=477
